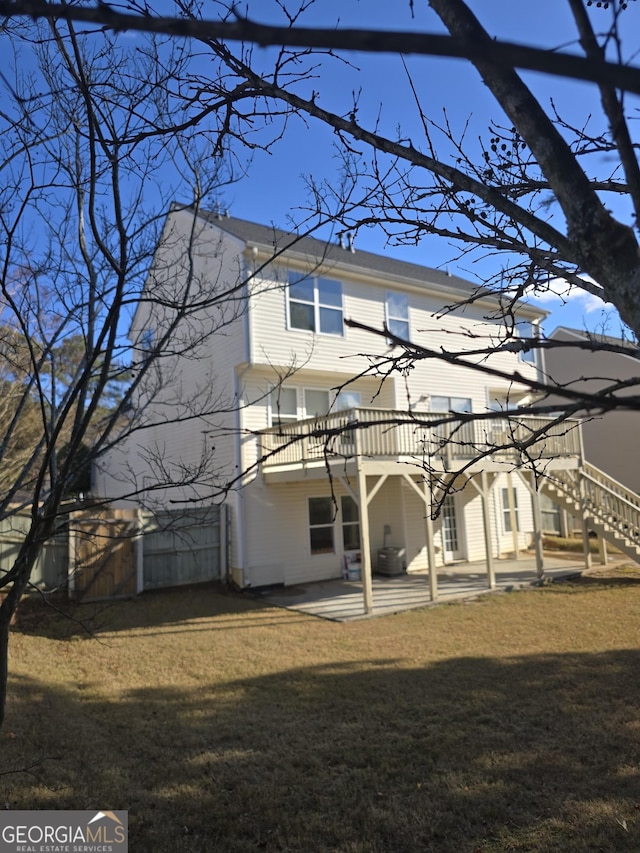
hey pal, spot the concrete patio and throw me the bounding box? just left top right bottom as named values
left=251, top=554, right=589, bottom=621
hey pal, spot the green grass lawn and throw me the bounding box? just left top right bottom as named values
left=3, top=575, right=640, bottom=852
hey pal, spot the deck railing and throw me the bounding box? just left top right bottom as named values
left=260, top=408, right=582, bottom=469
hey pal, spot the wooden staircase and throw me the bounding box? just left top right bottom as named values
left=541, top=462, right=640, bottom=563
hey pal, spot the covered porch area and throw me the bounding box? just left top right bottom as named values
left=252, top=553, right=587, bottom=621
left=259, top=408, right=583, bottom=611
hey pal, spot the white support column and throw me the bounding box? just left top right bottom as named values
left=519, top=471, right=544, bottom=580
left=424, top=479, right=438, bottom=602
left=401, top=473, right=439, bottom=602
left=506, top=472, right=519, bottom=559
left=598, top=534, right=608, bottom=566
left=530, top=478, right=545, bottom=580
left=357, top=463, right=374, bottom=615
left=579, top=474, right=593, bottom=571
left=480, top=471, right=496, bottom=590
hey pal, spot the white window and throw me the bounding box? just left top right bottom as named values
left=304, top=389, right=331, bottom=418
left=431, top=396, right=474, bottom=447
left=271, top=387, right=298, bottom=428
left=341, top=495, right=361, bottom=550
left=270, top=387, right=332, bottom=426
left=386, top=292, right=409, bottom=340
left=288, top=272, right=343, bottom=335
left=430, top=396, right=472, bottom=414
left=309, top=497, right=335, bottom=554
left=335, top=391, right=361, bottom=411
left=518, top=321, right=538, bottom=365
left=502, top=487, right=520, bottom=533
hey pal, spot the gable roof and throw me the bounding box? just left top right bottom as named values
left=198, top=209, right=545, bottom=316
left=550, top=325, right=640, bottom=354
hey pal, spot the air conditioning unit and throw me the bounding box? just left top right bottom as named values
left=377, top=547, right=405, bottom=576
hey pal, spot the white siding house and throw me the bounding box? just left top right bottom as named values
left=95, top=207, right=585, bottom=604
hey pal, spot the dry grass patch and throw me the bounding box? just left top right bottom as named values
left=2, top=580, right=640, bottom=851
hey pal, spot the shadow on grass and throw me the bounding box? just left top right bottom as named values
left=568, top=574, right=640, bottom=588
left=3, top=650, right=640, bottom=852
left=13, top=584, right=300, bottom=639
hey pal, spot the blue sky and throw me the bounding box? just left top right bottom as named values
left=1, top=1, right=636, bottom=340
left=213, top=0, right=639, bottom=339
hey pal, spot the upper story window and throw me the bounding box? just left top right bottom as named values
left=287, top=272, right=343, bottom=335
left=271, top=387, right=298, bottom=428
left=430, top=396, right=472, bottom=414
left=304, top=389, right=331, bottom=418
left=518, top=321, right=539, bottom=365
left=430, top=397, right=473, bottom=444
left=270, top=386, right=331, bottom=427
left=386, top=291, right=409, bottom=340
left=335, top=391, right=361, bottom=411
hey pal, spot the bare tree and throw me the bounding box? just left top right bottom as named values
left=0, top=16, right=291, bottom=727
left=142, top=0, right=640, bottom=423
left=2, top=1, right=635, bottom=380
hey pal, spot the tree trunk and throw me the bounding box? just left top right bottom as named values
left=0, top=540, right=43, bottom=730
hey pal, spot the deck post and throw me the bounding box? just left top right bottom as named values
left=529, top=475, right=545, bottom=580
left=578, top=473, right=593, bottom=571
left=480, top=471, right=496, bottom=589
left=423, top=479, right=438, bottom=602
left=506, top=472, right=519, bottom=558
left=357, top=465, right=374, bottom=615
left=598, top=534, right=608, bottom=565
left=354, top=428, right=373, bottom=615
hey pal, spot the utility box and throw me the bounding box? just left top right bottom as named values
left=377, top=547, right=405, bottom=576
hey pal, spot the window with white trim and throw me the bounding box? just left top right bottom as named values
left=386, top=291, right=409, bottom=340
left=305, top=389, right=331, bottom=418
left=270, top=387, right=332, bottom=427
left=288, top=272, right=343, bottom=335
left=430, top=396, right=472, bottom=414
left=309, top=497, right=335, bottom=554
left=335, top=391, right=361, bottom=411
left=518, top=321, right=538, bottom=365
left=271, top=387, right=298, bottom=428
left=501, top=487, right=520, bottom=533
left=341, top=495, right=361, bottom=550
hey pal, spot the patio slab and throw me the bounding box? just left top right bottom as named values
left=251, top=554, right=590, bottom=621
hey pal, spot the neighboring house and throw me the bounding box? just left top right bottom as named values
left=546, top=326, right=640, bottom=493
left=95, top=208, right=593, bottom=603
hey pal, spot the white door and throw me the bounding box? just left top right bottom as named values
left=442, top=494, right=462, bottom=562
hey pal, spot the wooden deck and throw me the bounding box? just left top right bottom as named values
left=260, top=409, right=582, bottom=479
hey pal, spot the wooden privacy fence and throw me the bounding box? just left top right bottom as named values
left=0, top=505, right=226, bottom=603
left=70, top=506, right=226, bottom=601
left=69, top=508, right=141, bottom=602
